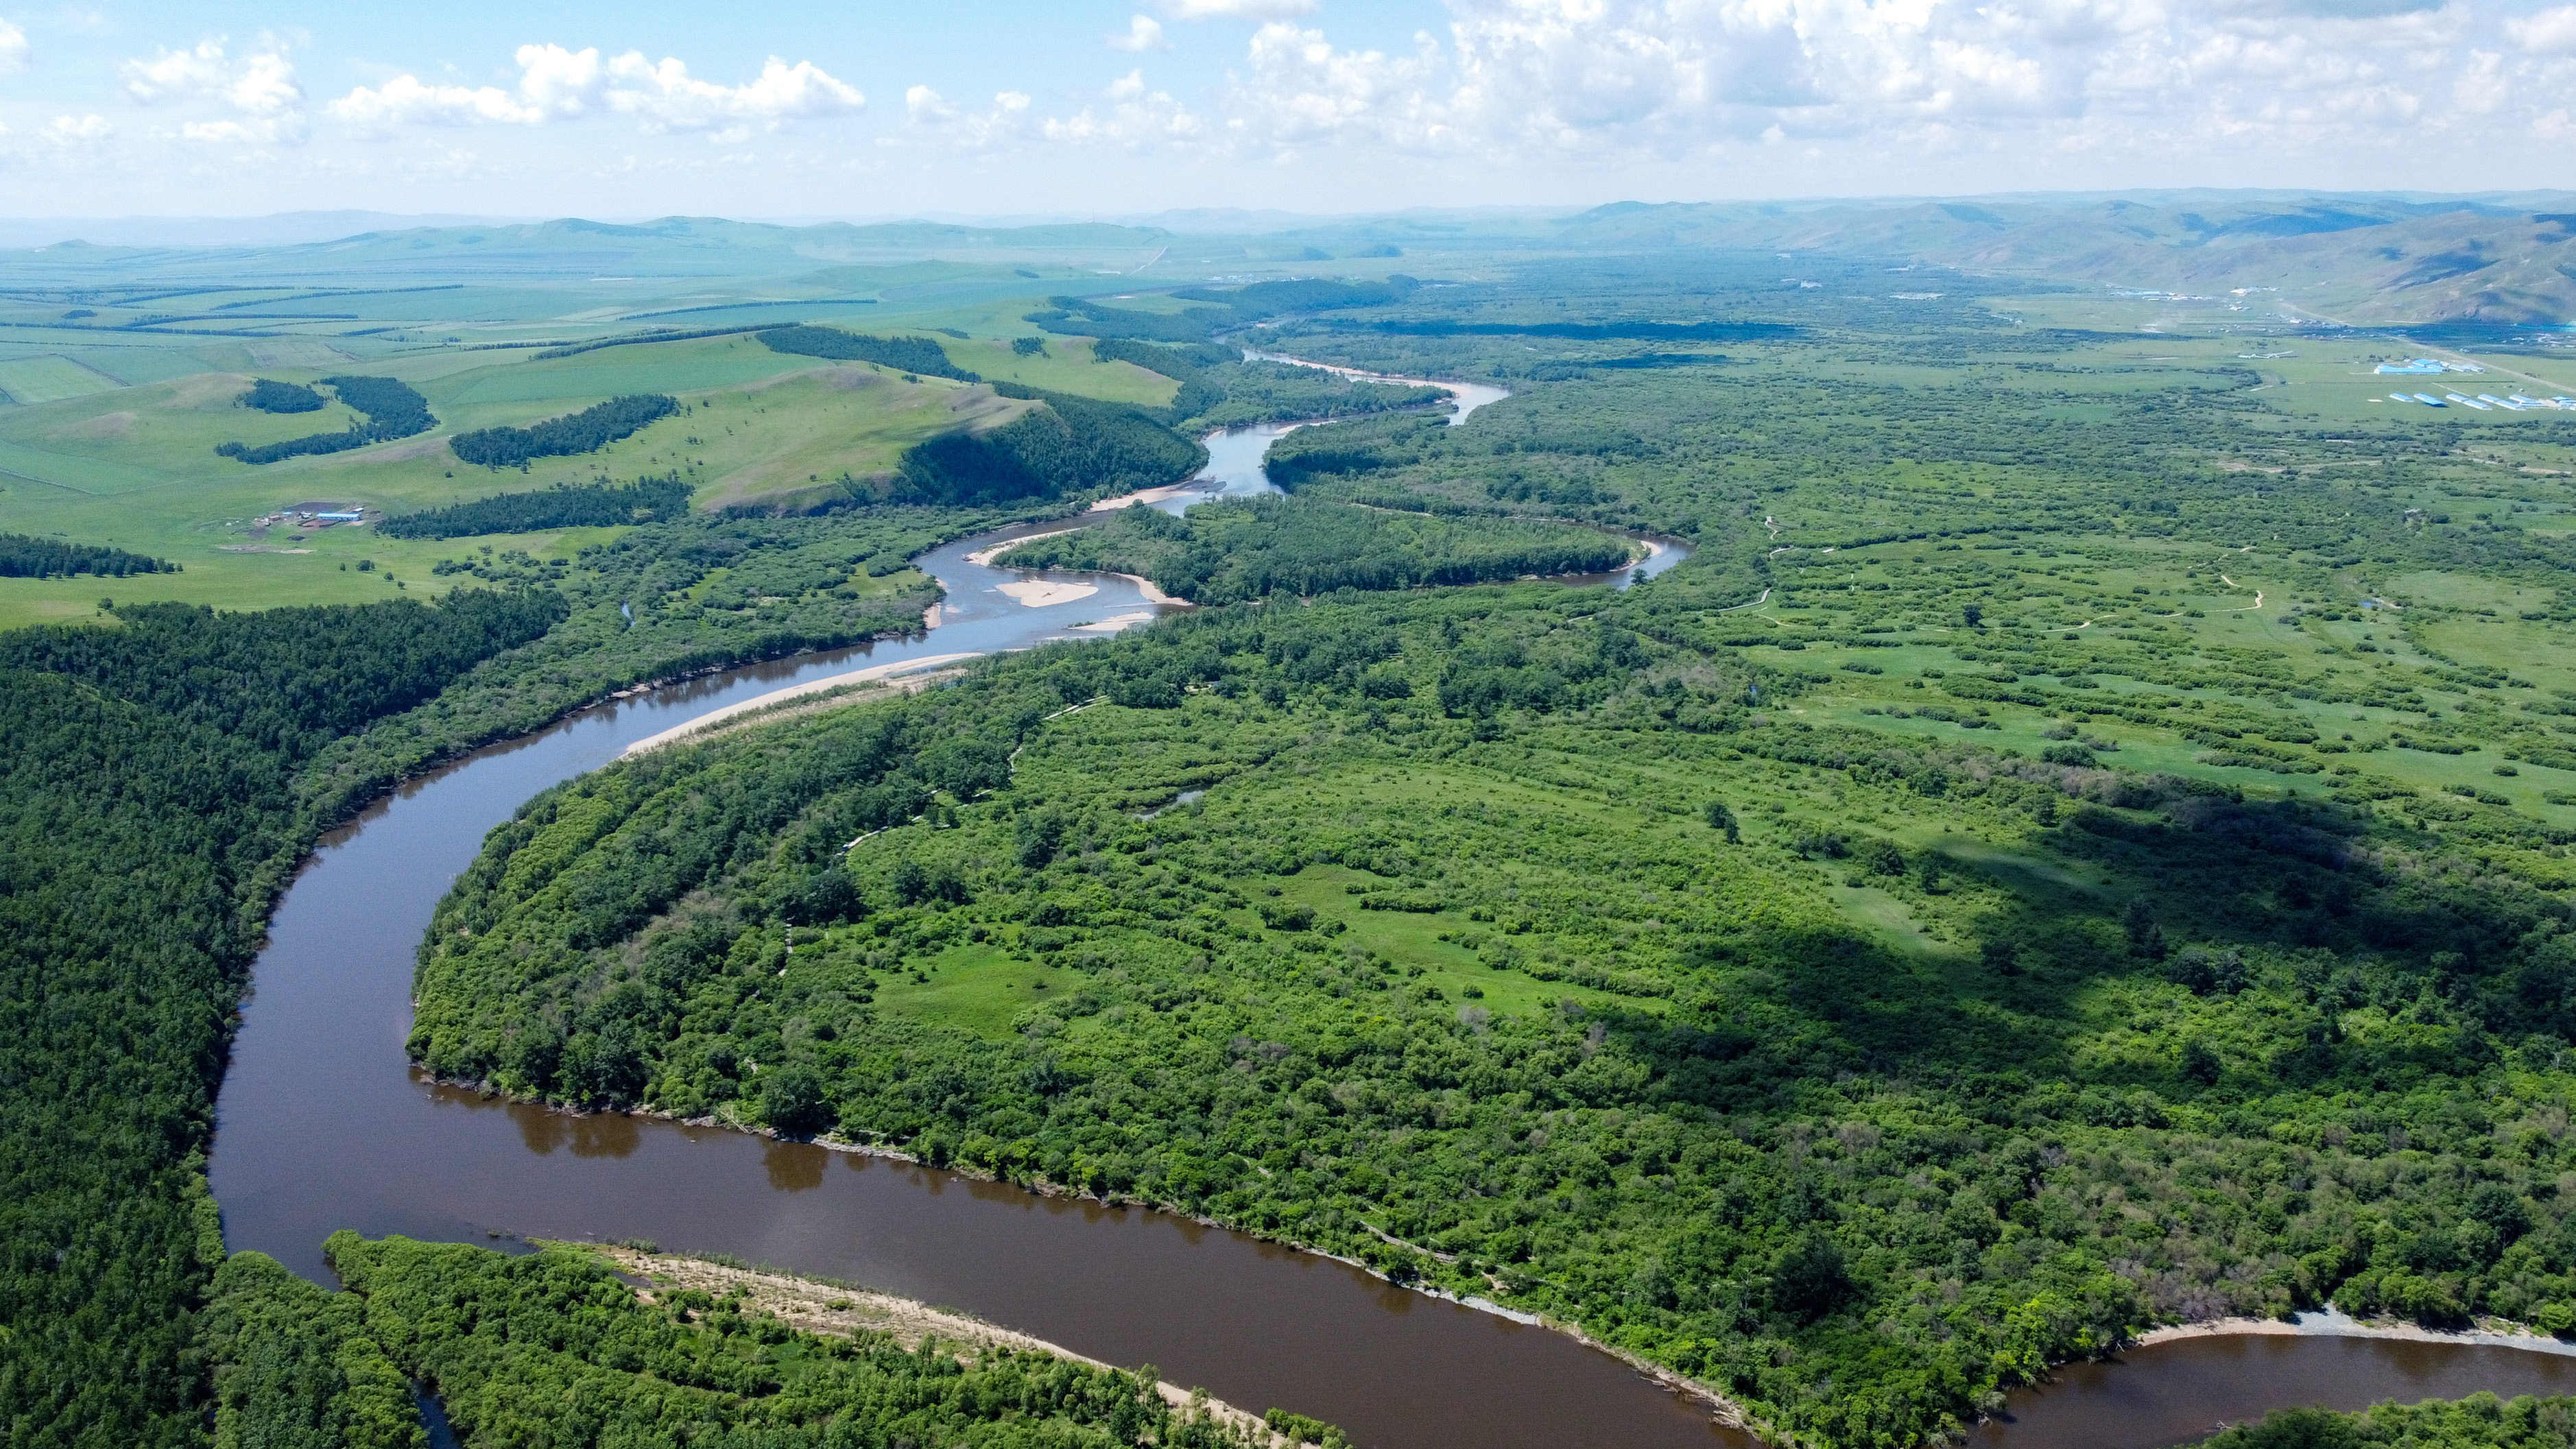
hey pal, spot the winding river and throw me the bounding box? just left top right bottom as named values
left=206, top=372, right=2576, bottom=1449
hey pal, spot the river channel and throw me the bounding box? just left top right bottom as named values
left=206, top=371, right=2576, bottom=1448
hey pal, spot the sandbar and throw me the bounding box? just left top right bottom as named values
left=996, top=579, right=1098, bottom=607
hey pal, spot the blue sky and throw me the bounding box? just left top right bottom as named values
left=3, top=1, right=2574, bottom=219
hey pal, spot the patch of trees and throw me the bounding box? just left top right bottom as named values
left=892, top=388, right=1203, bottom=507
left=1001, top=495, right=1632, bottom=603
left=2202, top=1398, right=2576, bottom=1449
left=0, top=531, right=176, bottom=578
left=756, top=326, right=978, bottom=382
left=215, top=375, right=436, bottom=465
left=378, top=473, right=693, bottom=540
left=206, top=1236, right=1267, bottom=1449
left=241, top=378, right=324, bottom=413
left=450, top=394, right=678, bottom=469
left=0, top=590, right=560, bottom=1446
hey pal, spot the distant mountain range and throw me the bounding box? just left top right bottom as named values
left=1534, top=194, right=2576, bottom=327
left=3, top=193, right=2569, bottom=326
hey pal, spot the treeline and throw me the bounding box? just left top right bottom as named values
left=892, top=386, right=1203, bottom=507
left=757, top=326, right=977, bottom=381
left=377, top=474, right=693, bottom=540
left=1000, top=495, right=1632, bottom=603
left=207, top=1236, right=1270, bottom=1449
left=215, top=376, right=436, bottom=465
left=0, top=592, right=561, bottom=1446
left=450, top=394, right=677, bottom=469
left=0, top=531, right=176, bottom=579
left=241, top=379, right=323, bottom=414
left=2203, top=1398, right=2576, bottom=1449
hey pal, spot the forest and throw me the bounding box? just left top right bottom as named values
left=2208, top=1398, right=2576, bottom=1448
left=240, top=378, right=324, bottom=414
left=759, top=325, right=981, bottom=381
left=997, top=494, right=1633, bottom=602
left=892, top=387, right=1204, bottom=507
left=215, top=375, right=436, bottom=465
left=203, top=1236, right=1278, bottom=1449
left=0, top=530, right=176, bottom=578
left=449, top=393, right=678, bottom=469
left=0, top=592, right=562, bottom=1448
left=378, top=473, right=692, bottom=540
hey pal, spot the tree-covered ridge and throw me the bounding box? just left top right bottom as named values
left=759, top=325, right=981, bottom=382
left=449, top=394, right=678, bottom=470
left=2204, top=1396, right=2576, bottom=1449
left=241, top=379, right=324, bottom=414
left=208, top=1236, right=1275, bottom=1449
left=998, top=496, right=1632, bottom=603
left=379, top=473, right=692, bottom=540
left=0, top=530, right=176, bottom=578
left=0, top=592, right=560, bottom=1449
left=893, top=388, right=1204, bottom=507
left=215, top=375, right=436, bottom=466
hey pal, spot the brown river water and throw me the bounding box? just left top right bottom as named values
left=206, top=379, right=2576, bottom=1448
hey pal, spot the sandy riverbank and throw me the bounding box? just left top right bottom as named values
left=619, top=653, right=982, bottom=756
left=587, top=1245, right=1306, bottom=1444
left=966, top=529, right=1080, bottom=566
left=2134, top=1307, right=2576, bottom=1358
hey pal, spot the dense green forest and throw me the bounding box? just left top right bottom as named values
left=0, top=593, right=560, bottom=1447
left=381, top=473, right=692, bottom=540
left=240, top=379, right=324, bottom=414
left=0, top=493, right=1049, bottom=1447
left=998, top=495, right=1632, bottom=602
left=204, top=1236, right=1274, bottom=1449
left=759, top=325, right=980, bottom=381
left=893, top=389, right=1204, bottom=507
left=2203, top=1397, right=2576, bottom=1449
left=0, top=530, right=176, bottom=578
left=449, top=393, right=678, bottom=469
left=403, top=580, right=2576, bottom=1447
left=216, top=375, right=436, bottom=465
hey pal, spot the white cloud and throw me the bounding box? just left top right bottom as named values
left=1153, top=0, right=1315, bottom=19
left=328, top=45, right=861, bottom=137
left=0, top=16, right=28, bottom=71
left=2507, top=4, right=2576, bottom=53
left=121, top=38, right=306, bottom=144
left=43, top=114, right=109, bottom=147
left=1042, top=69, right=1204, bottom=145
left=1108, top=14, right=1170, bottom=51
left=1208, top=0, right=2576, bottom=162
left=905, top=85, right=1034, bottom=147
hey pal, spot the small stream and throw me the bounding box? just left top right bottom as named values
left=203, top=364, right=2570, bottom=1449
